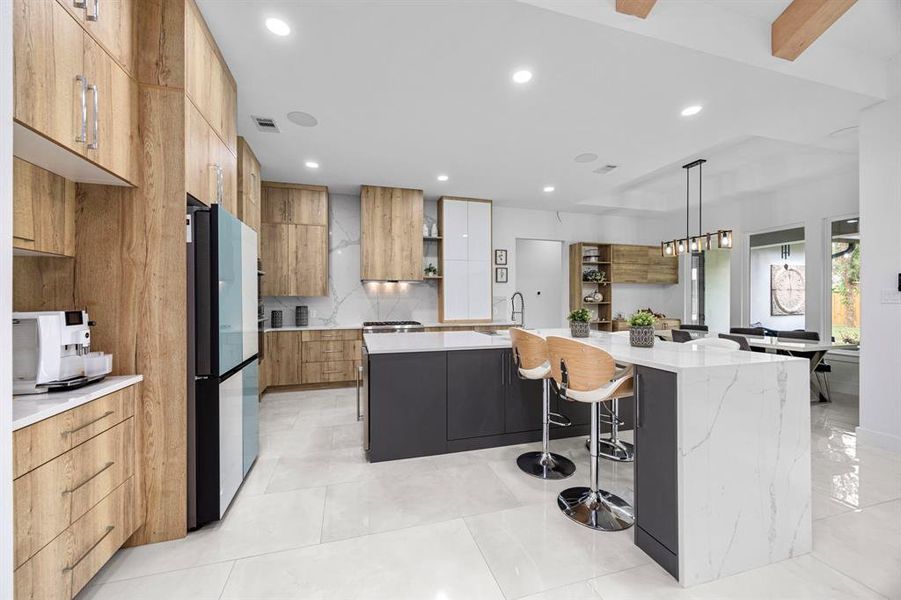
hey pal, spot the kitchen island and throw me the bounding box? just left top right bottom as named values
left=362, top=329, right=811, bottom=588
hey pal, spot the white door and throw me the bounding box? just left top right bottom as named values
left=515, top=239, right=564, bottom=328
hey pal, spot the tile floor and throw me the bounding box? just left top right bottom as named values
left=79, top=387, right=901, bottom=600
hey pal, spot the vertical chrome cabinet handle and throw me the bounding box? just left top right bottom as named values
left=635, top=372, right=642, bottom=429
left=76, top=75, right=88, bottom=143
left=87, top=0, right=99, bottom=21
left=87, top=83, right=99, bottom=150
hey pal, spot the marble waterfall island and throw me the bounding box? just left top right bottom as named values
left=362, top=329, right=811, bottom=588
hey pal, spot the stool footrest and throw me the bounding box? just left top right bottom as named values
left=548, top=412, right=572, bottom=427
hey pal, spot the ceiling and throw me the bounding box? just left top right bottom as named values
left=197, top=0, right=897, bottom=215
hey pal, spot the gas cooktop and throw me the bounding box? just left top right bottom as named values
left=362, top=321, right=424, bottom=332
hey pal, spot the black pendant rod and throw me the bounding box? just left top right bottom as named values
left=685, top=166, right=689, bottom=245
left=682, top=159, right=707, bottom=250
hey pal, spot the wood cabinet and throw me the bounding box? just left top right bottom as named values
left=439, top=197, right=492, bottom=322
left=13, top=159, right=76, bottom=257
left=59, top=0, right=135, bottom=76
left=610, top=244, right=678, bottom=284
left=185, top=0, right=236, bottom=155
left=260, top=183, right=329, bottom=297
left=12, top=383, right=142, bottom=600
left=237, top=137, right=261, bottom=236
left=612, top=318, right=681, bottom=332
left=261, top=329, right=362, bottom=390
left=13, top=0, right=138, bottom=185
left=360, top=185, right=423, bottom=281
left=263, top=331, right=303, bottom=387
left=568, top=242, right=613, bottom=331
left=185, top=100, right=237, bottom=213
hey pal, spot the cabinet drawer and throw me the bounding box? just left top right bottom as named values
left=303, top=361, right=357, bottom=384
left=14, top=476, right=137, bottom=600
left=301, top=329, right=361, bottom=342
left=13, top=385, right=137, bottom=479
left=14, top=418, right=134, bottom=568
left=303, top=340, right=360, bottom=363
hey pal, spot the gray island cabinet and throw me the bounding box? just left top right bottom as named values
left=363, top=329, right=812, bottom=589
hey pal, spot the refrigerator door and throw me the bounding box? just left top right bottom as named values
left=216, top=206, right=259, bottom=377
left=242, top=360, right=259, bottom=476
left=219, top=367, right=244, bottom=517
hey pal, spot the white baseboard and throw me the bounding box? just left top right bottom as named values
left=856, top=426, right=901, bottom=455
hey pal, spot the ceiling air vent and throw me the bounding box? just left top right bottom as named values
left=252, top=116, right=280, bottom=133
left=592, top=164, right=618, bottom=175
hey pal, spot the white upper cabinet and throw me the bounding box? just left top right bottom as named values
left=439, top=197, right=493, bottom=322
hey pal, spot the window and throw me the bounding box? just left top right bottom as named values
left=831, top=218, right=860, bottom=345
left=748, top=227, right=806, bottom=331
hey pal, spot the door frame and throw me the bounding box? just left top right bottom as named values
left=514, top=237, right=565, bottom=328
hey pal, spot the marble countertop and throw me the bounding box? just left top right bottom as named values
left=265, top=321, right=516, bottom=333
left=363, top=329, right=805, bottom=373
left=13, top=375, right=144, bottom=431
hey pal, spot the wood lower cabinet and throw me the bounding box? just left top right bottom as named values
left=13, top=159, right=76, bottom=257
left=262, top=330, right=362, bottom=390
left=260, top=183, right=329, bottom=296
left=263, top=331, right=303, bottom=387
left=360, top=185, right=423, bottom=281
left=12, top=383, right=142, bottom=600
left=237, top=137, right=261, bottom=236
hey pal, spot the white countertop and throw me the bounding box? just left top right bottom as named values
left=363, top=329, right=805, bottom=373
left=13, top=375, right=144, bottom=431
left=265, top=321, right=516, bottom=333
left=657, top=329, right=857, bottom=353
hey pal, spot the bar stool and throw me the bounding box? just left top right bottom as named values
left=510, top=329, right=576, bottom=480
left=548, top=336, right=635, bottom=531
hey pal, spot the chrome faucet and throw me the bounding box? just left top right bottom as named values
left=511, top=292, right=524, bottom=327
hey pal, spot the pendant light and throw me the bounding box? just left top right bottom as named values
left=660, top=158, right=732, bottom=255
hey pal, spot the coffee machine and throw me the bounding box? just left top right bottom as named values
left=12, top=311, right=110, bottom=395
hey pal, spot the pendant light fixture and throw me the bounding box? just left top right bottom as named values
left=660, top=158, right=732, bottom=255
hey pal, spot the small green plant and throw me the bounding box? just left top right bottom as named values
left=583, top=269, right=606, bottom=283
left=568, top=308, right=592, bottom=323
left=628, top=310, right=657, bottom=328
left=424, top=263, right=438, bottom=276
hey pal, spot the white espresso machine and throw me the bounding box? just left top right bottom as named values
left=12, top=311, right=111, bottom=395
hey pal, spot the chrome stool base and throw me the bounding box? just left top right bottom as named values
left=517, top=451, right=576, bottom=480
left=585, top=438, right=635, bottom=462
left=557, top=486, right=634, bottom=531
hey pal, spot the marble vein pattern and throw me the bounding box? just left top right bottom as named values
left=80, top=386, right=897, bottom=600
left=677, top=360, right=812, bottom=587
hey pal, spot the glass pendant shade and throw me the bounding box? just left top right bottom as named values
left=677, top=239, right=687, bottom=255
left=718, top=229, right=733, bottom=249
left=689, top=236, right=701, bottom=253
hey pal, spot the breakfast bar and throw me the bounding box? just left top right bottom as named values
left=363, top=329, right=811, bottom=587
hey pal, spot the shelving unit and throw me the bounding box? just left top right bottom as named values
left=569, top=242, right=613, bottom=332
left=424, top=235, right=441, bottom=280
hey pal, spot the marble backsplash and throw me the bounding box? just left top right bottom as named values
left=263, top=193, right=509, bottom=327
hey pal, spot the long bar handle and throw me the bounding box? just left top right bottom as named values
left=87, top=83, right=99, bottom=150
left=635, top=371, right=642, bottom=430
left=76, top=75, right=88, bottom=143
left=62, top=526, right=114, bottom=573
left=87, top=0, right=99, bottom=21
left=62, top=411, right=114, bottom=436
left=62, top=462, right=114, bottom=495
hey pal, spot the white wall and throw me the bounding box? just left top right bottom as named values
left=1, top=0, right=14, bottom=594
left=515, top=239, right=564, bottom=328
left=858, top=96, right=901, bottom=453
left=690, top=171, right=858, bottom=335
left=749, top=242, right=806, bottom=331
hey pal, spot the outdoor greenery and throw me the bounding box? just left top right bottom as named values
left=628, top=310, right=657, bottom=327
left=831, top=241, right=860, bottom=344
left=568, top=308, right=593, bottom=323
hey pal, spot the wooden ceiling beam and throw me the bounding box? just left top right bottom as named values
left=772, top=0, right=857, bottom=61
left=615, top=0, right=658, bottom=19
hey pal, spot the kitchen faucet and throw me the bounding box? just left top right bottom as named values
left=511, top=292, right=524, bottom=327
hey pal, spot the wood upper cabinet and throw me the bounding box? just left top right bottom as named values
left=237, top=137, right=261, bottom=235
left=610, top=244, right=678, bottom=284
left=13, top=0, right=138, bottom=185
left=360, top=185, right=423, bottom=281
left=13, top=159, right=76, bottom=257
left=185, top=100, right=237, bottom=213
left=260, top=183, right=329, bottom=296
left=185, top=0, right=237, bottom=155
left=61, top=0, right=135, bottom=76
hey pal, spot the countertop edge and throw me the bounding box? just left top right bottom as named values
left=264, top=322, right=517, bottom=333
left=13, top=375, right=144, bottom=431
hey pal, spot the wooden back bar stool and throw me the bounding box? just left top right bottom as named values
left=509, top=329, right=576, bottom=480
left=547, top=336, right=635, bottom=531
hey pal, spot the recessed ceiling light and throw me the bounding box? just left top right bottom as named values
left=681, top=105, right=703, bottom=117
left=265, top=17, right=291, bottom=36
left=437, top=174, right=449, bottom=182
left=287, top=111, right=318, bottom=127
left=543, top=186, right=555, bottom=193
left=512, top=69, right=533, bottom=84
left=574, top=153, right=598, bottom=163
left=305, top=161, right=319, bottom=169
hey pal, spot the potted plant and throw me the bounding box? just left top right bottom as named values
left=568, top=308, right=592, bottom=338
left=628, top=310, right=657, bottom=347
left=582, top=269, right=606, bottom=283
left=424, top=263, right=438, bottom=277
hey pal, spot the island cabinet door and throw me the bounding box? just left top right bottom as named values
left=368, top=352, right=448, bottom=462
left=447, top=350, right=506, bottom=440
left=634, top=366, right=679, bottom=580
left=504, top=350, right=543, bottom=433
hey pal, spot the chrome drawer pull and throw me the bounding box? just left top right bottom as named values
left=62, top=462, right=115, bottom=496
left=323, top=350, right=343, bottom=354
left=323, top=369, right=344, bottom=374
left=76, top=75, right=88, bottom=143
left=62, top=525, right=114, bottom=573
left=62, top=411, right=114, bottom=436
left=87, top=83, right=99, bottom=150
left=87, top=0, right=99, bottom=21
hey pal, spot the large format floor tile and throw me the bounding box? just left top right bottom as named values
left=78, top=563, right=234, bottom=600
left=465, top=502, right=650, bottom=599
left=220, top=519, right=505, bottom=600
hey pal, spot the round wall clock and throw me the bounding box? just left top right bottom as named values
left=771, top=264, right=805, bottom=316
